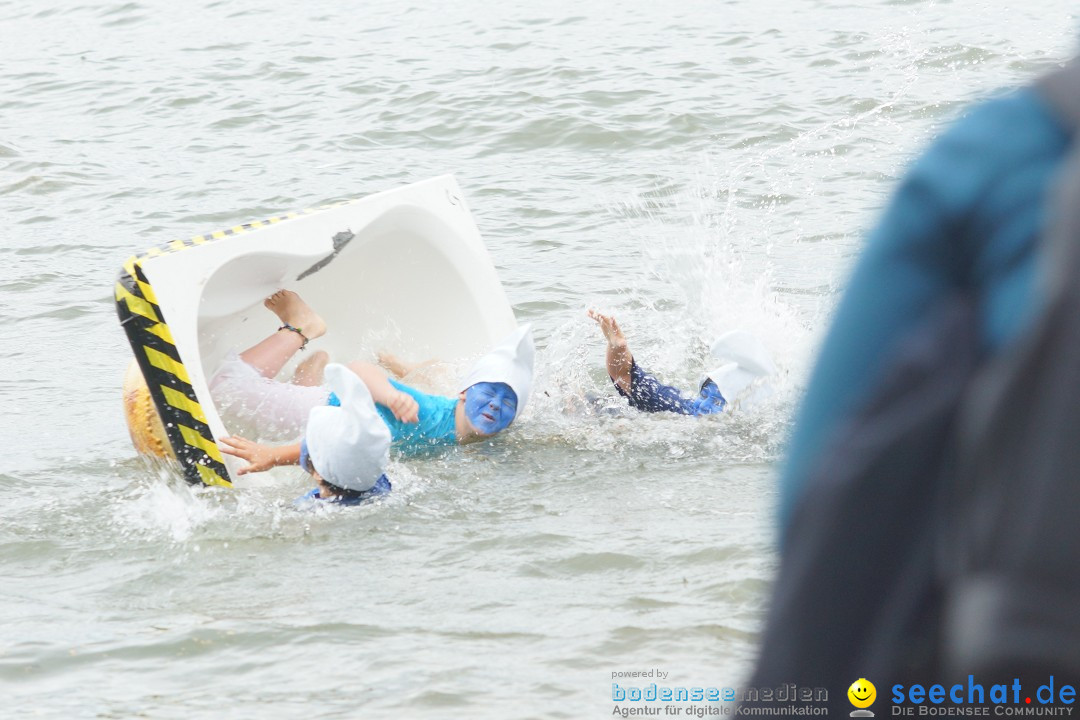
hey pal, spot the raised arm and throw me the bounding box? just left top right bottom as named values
left=588, top=309, right=633, bottom=394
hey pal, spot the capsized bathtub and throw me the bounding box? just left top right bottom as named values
left=116, top=175, right=517, bottom=487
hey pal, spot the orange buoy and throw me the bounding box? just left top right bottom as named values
left=122, top=360, right=175, bottom=459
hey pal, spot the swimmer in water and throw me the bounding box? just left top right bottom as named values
left=215, top=291, right=534, bottom=486
left=287, top=362, right=394, bottom=506
left=587, top=309, right=774, bottom=416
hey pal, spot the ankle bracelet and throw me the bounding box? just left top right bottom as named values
left=278, top=323, right=309, bottom=350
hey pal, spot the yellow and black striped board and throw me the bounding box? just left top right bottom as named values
left=115, top=208, right=340, bottom=487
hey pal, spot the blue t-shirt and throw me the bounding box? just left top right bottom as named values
left=329, top=379, right=458, bottom=456
left=779, top=87, right=1071, bottom=537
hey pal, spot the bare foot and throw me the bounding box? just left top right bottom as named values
left=587, top=309, right=627, bottom=349
left=292, top=350, right=328, bottom=386
left=265, top=290, right=327, bottom=341
left=377, top=350, right=410, bottom=378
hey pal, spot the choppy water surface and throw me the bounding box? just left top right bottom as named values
left=0, top=0, right=1075, bottom=716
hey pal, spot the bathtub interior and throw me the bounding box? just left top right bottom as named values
left=134, top=177, right=516, bottom=482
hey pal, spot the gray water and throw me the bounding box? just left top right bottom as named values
left=1, top=1, right=1075, bottom=717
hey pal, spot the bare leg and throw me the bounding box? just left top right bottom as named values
left=377, top=350, right=438, bottom=379
left=377, top=350, right=412, bottom=379
left=588, top=309, right=633, bottom=395
left=239, top=290, right=328, bottom=379
left=292, top=350, right=329, bottom=386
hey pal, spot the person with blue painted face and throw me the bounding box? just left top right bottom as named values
left=588, top=309, right=774, bottom=416
left=345, top=334, right=531, bottom=454
left=462, top=381, right=518, bottom=435
left=214, top=291, right=535, bottom=483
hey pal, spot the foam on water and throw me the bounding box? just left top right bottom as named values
left=111, top=470, right=226, bottom=544
left=103, top=457, right=435, bottom=548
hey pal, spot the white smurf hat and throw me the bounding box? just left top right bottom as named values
left=702, top=330, right=776, bottom=402
left=458, top=324, right=536, bottom=415
left=305, top=364, right=391, bottom=492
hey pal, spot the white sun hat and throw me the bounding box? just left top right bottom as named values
left=304, top=363, right=391, bottom=492
left=703, top=330, right=776, bottom=402
left=458, top=324, right=536, bottom=415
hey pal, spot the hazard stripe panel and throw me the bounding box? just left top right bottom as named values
left=161, top=385, right=208, bottom=425
left=115, top=200, right=358, bottom=486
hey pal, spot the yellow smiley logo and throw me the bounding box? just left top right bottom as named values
left=848, top=679, right=876, bottom=709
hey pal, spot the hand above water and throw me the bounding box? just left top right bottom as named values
left=219, top=435, right=286, bottom=475
left=385, top=390, right=420, bottom=424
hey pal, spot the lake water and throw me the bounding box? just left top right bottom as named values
left=1, top=1, right=1075, bottom=717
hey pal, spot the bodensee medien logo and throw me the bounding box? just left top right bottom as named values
left=612, top=682, right=829, bottom=716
